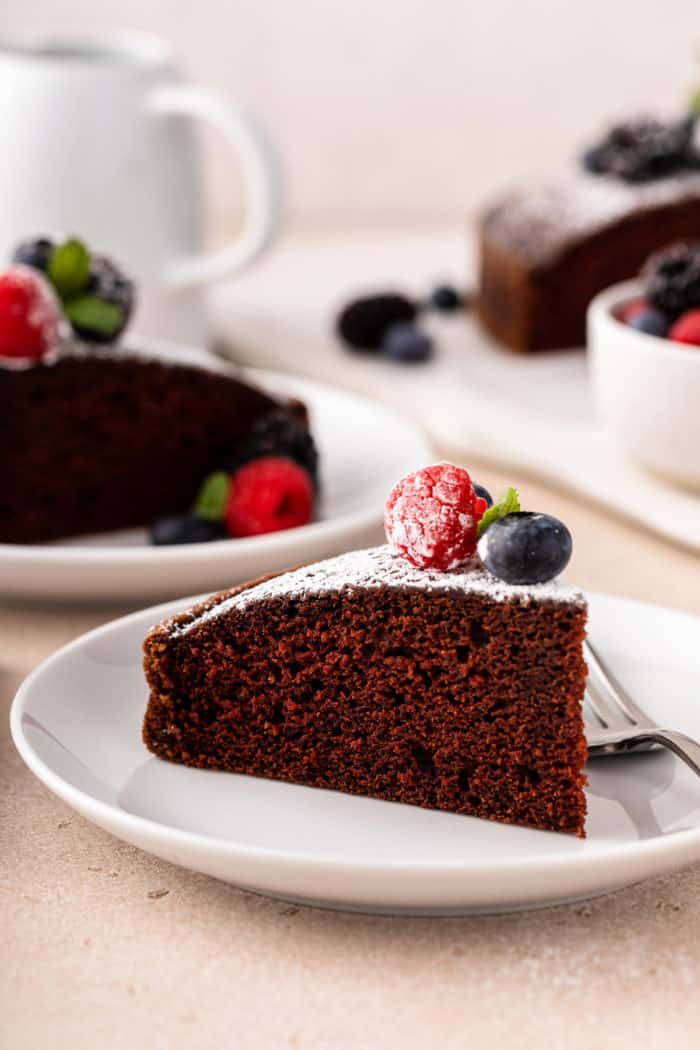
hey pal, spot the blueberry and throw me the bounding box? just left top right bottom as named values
left=12, top=236, right=55, bottom=273
left=381, top=323, right=433, bottom=363
left=150, top=513, right=227, bottom=545
left=337, top=293, right=417, bottom=351
left=473, top=483, right=493, bottom=507
left=478, top=511, right=572, bottom=585
left=430, top=285, right=462, bottom=312
left=627, top=308, right=668, bottom=337
left=71, top=255, right=135, bottom=343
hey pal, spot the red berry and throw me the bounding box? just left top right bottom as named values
left=384, top=462, right=488, bottom=572
left=618, top=298, right=650, bottom=324
left=0, top=266, right=64, bottom=361
left=669, top=308, right=700, bottom=347
left=225, top=456, right=314, bottom=538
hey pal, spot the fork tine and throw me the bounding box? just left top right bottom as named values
left=584, top=677, right=631, bottom=729
left=584, top=639, right=653, bottom=727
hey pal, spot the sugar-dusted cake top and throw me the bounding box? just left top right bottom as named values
left=481, top=170, right=700, bottom=267
left=169, top=545, right=584, bottom=637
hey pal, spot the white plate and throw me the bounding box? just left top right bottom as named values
left=0, top=363, right=432, bottom=601
left=11, top=591, right=700, bottom=915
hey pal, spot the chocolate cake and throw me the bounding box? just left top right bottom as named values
left=1, top=344, right=304, bottom=544
left=477, top=171, right=700, bottom=351
left=143, top=546, right=588, bottom=835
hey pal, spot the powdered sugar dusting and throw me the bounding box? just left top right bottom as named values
left=171, top=545, right=584, bottom=637
left=482, top=170, right=700, bottom=266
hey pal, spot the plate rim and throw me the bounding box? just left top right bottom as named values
left=10, top=588, right=700, bottom=882
left=0, top=361, right=432, bottom=565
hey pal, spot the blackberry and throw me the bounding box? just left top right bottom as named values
left=337, top=293, right=417, bottom=350
left=71, top=255, right=135, bottom=343
left=644, top=242, right=700, bottom=318
left=229, top=411, right=320, bottom=489
left=581, top=115, right=699, bottom=183
left=12, top=236, right=55, bottom=273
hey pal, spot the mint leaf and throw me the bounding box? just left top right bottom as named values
left=48, top=238, right=91, bottom=299
left=476, top=486, right=520, bottom=538
left=690, top=88, right=700, bottom=117
left=193, top=471, right=231, bottom=521
left=63, top=295, right=124, bottom=337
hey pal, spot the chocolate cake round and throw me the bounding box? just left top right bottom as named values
left=143, top=546, right=588, bottom=835
left=1, top=343, right=305, bottom=544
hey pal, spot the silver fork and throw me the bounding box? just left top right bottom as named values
left=585, top=639, right=700, bottom=777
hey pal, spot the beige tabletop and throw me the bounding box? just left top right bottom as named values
left=3, top=461, right=700, bottom=1050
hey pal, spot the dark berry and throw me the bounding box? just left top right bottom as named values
left=473, top=483, right=493, bottom=508
left=581, top=115, right=699, bottom=183
left=643, top=242, right=700, bottom=319
left=478, top=511, right=572, bottom=585
left=627, top=308, right=668, bottom=337
left=149, top=513, right=227, bottom=545
left=381, top=323, right=433, bottom=363
left=229, top=410, right=319, bottom=489
left=430, top=285, right=462, bottom=312
left=337, top=293, right=417, bottom=351
left=70, top=255, right=134, bottom=343
left=12, top=236, right=55, bottom=273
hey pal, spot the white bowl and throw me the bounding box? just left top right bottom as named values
left=588, top=280, right=700, bottom=491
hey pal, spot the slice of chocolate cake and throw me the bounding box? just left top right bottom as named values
left=477, top=170, right=700, bottom=351
left=0, top=344, right=305, bottom=544
left=143, top=545, right=588, bottom=836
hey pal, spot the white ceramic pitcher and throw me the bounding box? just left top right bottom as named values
left=0, top=32, right=280, bottom=342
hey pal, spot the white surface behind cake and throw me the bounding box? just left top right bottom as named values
left=208, top=230, right=700, bottom=553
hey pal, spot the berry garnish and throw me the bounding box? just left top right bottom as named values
left=384, top=463, right=488, bottom=572
left=12, top=236, right=55, bottom=274
left=582, top=115, right=699, bottom=183
left=381, top=323, right=433, bottom=363
left=65, top=254, right=134, bottom=343
left=627, top=307, right=668, bottom=337
left=478, top=511, right=572, bottom=585
left=150, top=513, right=227, bottom=545
left=0, top=266, right=65, bottom=361
left=225, top=456, right=314, bottom=538
left=230, top=411, right=320, bottom=489
left=429, top=285, right=462, bottom=312
left=473, top=483, right=493, bottom=508
left=644, top=242, right=700, bottom=319
left=11, top=235, right=134, bottom=344
left=618, top=298, right=650, bottom=323
left=337, top=293, right=417, bottom=351
left=669, top=308, right=700, bottom=346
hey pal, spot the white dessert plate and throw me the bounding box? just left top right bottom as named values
left=0, top=363, right=432, bottom=601
left=11, top=591, right=700, bottom=915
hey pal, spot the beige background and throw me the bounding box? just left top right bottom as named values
left=4, top=462, right=700, bottom=1050
left=4, top=0, right=700, bottom=227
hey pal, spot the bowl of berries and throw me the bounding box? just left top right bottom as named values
left=588, top=242, right=700, bottom=491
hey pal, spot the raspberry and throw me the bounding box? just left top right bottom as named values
left=669, top=308, right=700, bottom=346
left=0, top=266, right=65, bottom=360
left=225, top=456, right=314, bottom=538
left=384, top=463, right=488, bottom=571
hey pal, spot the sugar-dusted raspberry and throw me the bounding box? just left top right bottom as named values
left=384, top=463, right=488, bottom=571
left=0, top=265, right=65, bottom=360
left=225, top=456, right=314, bottom=538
